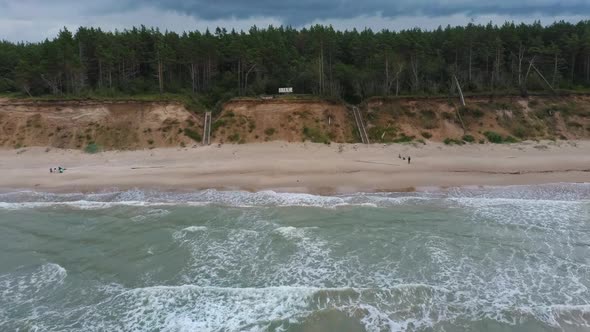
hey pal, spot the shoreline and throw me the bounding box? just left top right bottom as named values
left=0, top=141, right=589, bottom=195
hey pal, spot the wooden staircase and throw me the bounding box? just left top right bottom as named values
left=352, top=106, right=369, bottom=144
left=202, top=111, right=212, bottom=145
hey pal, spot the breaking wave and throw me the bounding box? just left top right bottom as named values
left=0, top=183, right=588, bottom=210
left=1, top=183, right=589, bottom=331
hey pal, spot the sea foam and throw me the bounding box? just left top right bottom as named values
left=0, top=183, right=588, bottom=210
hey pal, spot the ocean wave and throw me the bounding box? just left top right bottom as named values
left=27, top=283, right=588, bottom=332
left=0, top=183, right=588, bottom=210
left=0, top=263, right=67, bottom=320
left=68, top=284, right=453, bottom=332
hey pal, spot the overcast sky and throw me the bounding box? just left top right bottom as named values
left=1, top=0, right=589, bottom=42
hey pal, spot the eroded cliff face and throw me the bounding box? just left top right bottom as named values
left=364, top=95, right=590, bottom=143
left=212, top=98, right=356, bottom=144
left=0, top=100, right=202, bottom=150
left=1, top=95, right=589, bottom=150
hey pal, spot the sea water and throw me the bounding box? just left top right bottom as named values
left=0, top=184, right=589, bottom=331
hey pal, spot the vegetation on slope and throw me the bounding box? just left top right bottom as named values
left=364, top=96, right=590, bottom=143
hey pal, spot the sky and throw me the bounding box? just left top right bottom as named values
left=0, top=0, right=589, bottom=42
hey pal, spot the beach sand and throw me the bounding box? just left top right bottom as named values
left=0, top=141, right=588, bottom=194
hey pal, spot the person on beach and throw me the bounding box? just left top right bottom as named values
left=408, top=156, right=411, bottom=164
left=50, top=168, right=53, bottom=173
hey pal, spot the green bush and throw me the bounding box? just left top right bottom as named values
left=303, top=126, right=330, bottom=144
left=459, top=106, right=484, bottom=118
left=484, top=131, right=503, bottom=143
left=442, top=112, right=455, bottom=120
left=84, top=142, right=101, bottom=154
left=462, top=134, right=475, bottom=143
left=419, top=109, right=438, bottom=129
left=265, top=128, right=276, bottom=136
left=512, top=125, right=531, bottom=139
left=211, top=119, right=226, bottom=132
left=367, top=126, right=397, bottom=142
left=421, top=132, right=432, bottom=139
left=444, top=138, right=464, bottom=145
left=483, top=131, right=519, bottom=144
left=504, top=136, right=518, bottom=143
left=228, top=133, right=240, bottom=143
left=248, top=119, right=256, bottom=132
left=393, top=133, right=414, bottom=143
left=184, top=128, right=202, bottom=142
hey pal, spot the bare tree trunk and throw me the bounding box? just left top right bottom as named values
left=78, top=42, right=85, bottom=93
left=244, top=64, right=256, bottom=93
left=491, top=66, right=495, bottom=91
left=453, top=75, right=466, bottom=106
left=201, top=62, right=205, bottom=91
left=553, top=53, right=559, bottom=87
left=41, top=74, right=61, bottom=95
left=195, top=64, right=200, bottom=92
left=98, top=59, right=103, bottom=89
left=410, top=55, right=419, bottom=92
left=468, top=45, right=473, bottom=82
left=387, top=63, right=403, bottom=96
left=486, top=52, right=490, bottom=89
left=571, top=54, right=576, bottom=83
left=329, top=49, right=333, bottom=96
left=495, top=47, right=501, bottom=88
left=453, top=75, right=467, bottom=134
left=205, top=56, right=211, bottom=90
left=517, top=43, right=525, bottom=87
left=157, top=58, right=164, bottom=94
left=237, top=59, right=241, bottom=95
left=22, top=85, right=33, bottom=97
left=532, top=63, right=555, bottom=92
left=384, top=57, right=389, bottom=95
left=318, top=42, right=324, bottom=95
left=190, top=63, right=197, bottom=93
left=521, top=55, right=536, bottom=96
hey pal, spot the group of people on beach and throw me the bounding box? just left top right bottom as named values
left=49, top=166, right=65, bottom=174
left=398, top=154, right=411, bottom=164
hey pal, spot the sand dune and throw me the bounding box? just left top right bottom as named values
left=0, top=141, right=588, bottom=194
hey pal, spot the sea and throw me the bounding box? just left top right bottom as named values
left=0, top=183, right=589, bottom=332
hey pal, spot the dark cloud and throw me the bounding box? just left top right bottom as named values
left=137, top=0, right=590, bottom=25
left=1, top=0, right=589, bottom=42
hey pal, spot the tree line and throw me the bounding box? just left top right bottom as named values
left=1, top=21, right=590, bottom=105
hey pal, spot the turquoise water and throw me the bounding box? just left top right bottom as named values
left=0, top=184, right=589, bottom=331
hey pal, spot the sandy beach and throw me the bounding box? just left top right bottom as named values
left=0, top=141, right=588, bottom=194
